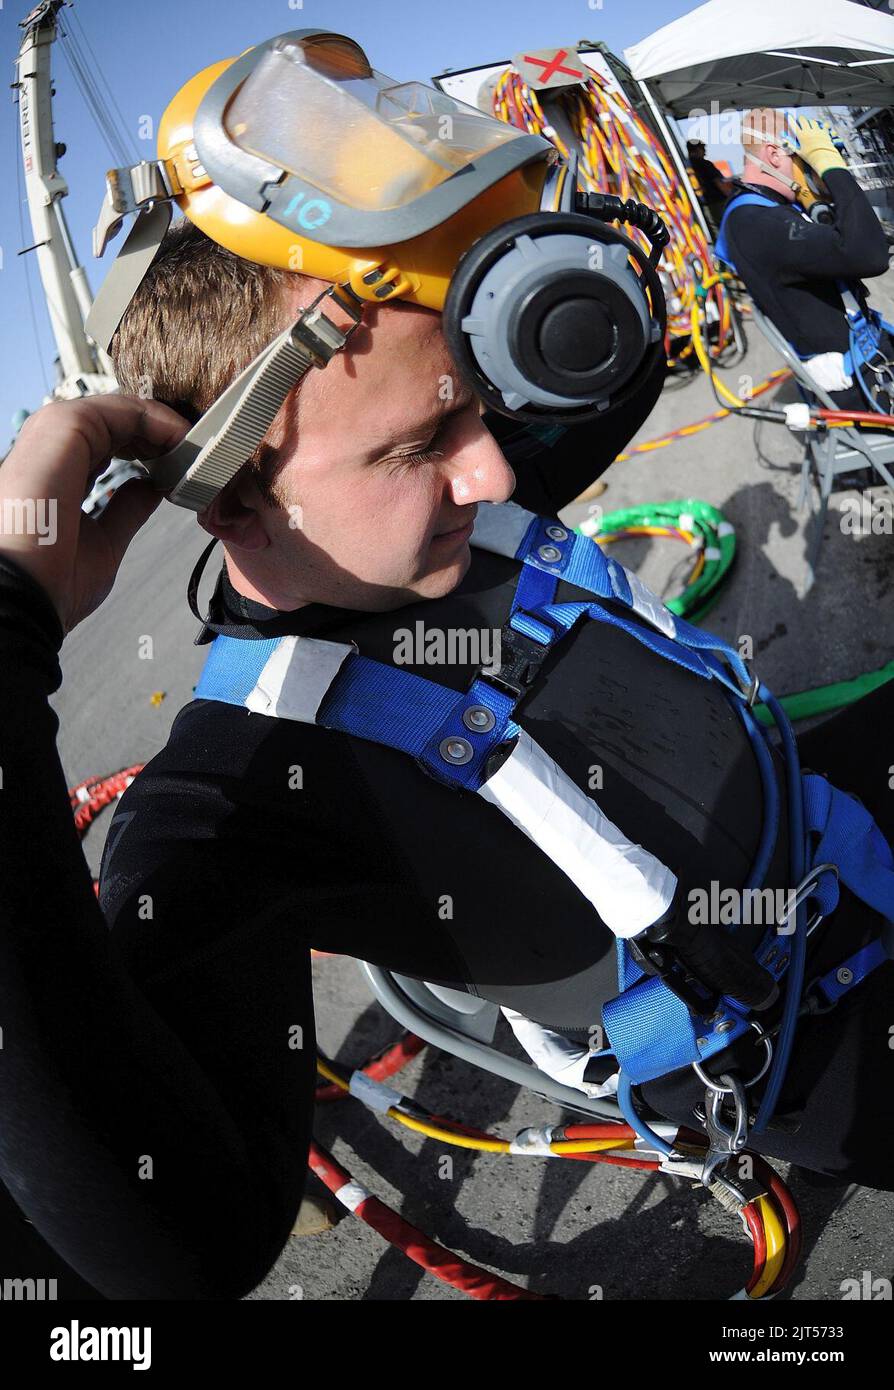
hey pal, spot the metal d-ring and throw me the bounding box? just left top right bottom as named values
left=692, top=1020, right=773, bottom=1094
left=774, top=862, right=839, bottom=936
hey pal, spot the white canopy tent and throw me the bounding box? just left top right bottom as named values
left=624, top=0, right=894, bottom=118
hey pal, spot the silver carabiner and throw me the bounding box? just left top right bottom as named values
left=700, top=1072, right=749, bottom=1184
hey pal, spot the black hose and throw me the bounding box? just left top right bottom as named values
left=579, top=192, right=671, bottom=262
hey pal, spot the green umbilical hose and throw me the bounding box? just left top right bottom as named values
left=576, top=497, right=736, bottom=622
left=576, top=499, right=894, bottom=721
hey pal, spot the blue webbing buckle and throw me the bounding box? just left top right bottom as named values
left=480, top=621, right=553, bottom=700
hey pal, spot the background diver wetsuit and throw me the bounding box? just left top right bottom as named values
left=1, top=355, right=893, bottom=1302
left=687, top=153, right=730, bottom=229
left=721, top=168, right=891, bottom=412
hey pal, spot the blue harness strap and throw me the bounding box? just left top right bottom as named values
left=194, top=512, right=894, bottom=1109
left=714, top=191, right=779, bottom=270
left=803, top=772, right=894, bottom=921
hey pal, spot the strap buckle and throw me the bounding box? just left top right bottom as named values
left=626, top=923, right=720, bottom=1017
left=479, top=620, right=554, bottom=701
left=291, top=282, right=365, bottom=364
left=93, top=160, right=176, bottom=258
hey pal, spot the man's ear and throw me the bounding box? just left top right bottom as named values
left=198, top=468, right=270, bottom=551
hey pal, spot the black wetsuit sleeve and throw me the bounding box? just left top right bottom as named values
left=698, top=158, right=727, bottom=193
left=484, top=345, right=666, bottom=515
left=0, top=555, right=314, bottom=1299
left=728, top=169, right=889, bottom=283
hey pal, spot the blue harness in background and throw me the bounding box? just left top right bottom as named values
left=716, top=190, right=894, bottom=414
left=195, top=513, right=894, bottom=1143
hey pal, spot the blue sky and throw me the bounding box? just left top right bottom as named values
left=1, top=0, right=715, bottom=444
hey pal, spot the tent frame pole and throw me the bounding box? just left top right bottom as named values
left=635, top=77, right=716, bottom=251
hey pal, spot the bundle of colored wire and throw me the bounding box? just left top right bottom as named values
left=577, top=498, right=735, bottom=621
left=492, top=62, right=733, bottom=364
left=315, top=1050, right=799, bottom=1297
left=691, top=281, right=894, bottom=432
left=316, top=1055, right=634, bottom=1156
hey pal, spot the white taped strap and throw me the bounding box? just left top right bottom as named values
left=678, top=512, right=695, bottom=533
left=509, top=1125, right=556, bottom=1156
left=245, top=635, right=355, bottom=722
left=480, top=731, right=676, bottom=938
left=348, top=1070, right=402, bottom=1114
left=614, top=567, right=677, bottom=640
left=801, top=351, right=853, bottom=394
left=335, top=1180, right=369, bottom=1212
left=501, top=1006, right=618, bottom=1096
left=783, top=402, right=811, bottom=431
left=717, top=522, right=734, bottom=537
left=471, top=501, right=538, bottom=559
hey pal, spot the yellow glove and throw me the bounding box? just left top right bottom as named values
left=787, top=116, right=847, bottom=178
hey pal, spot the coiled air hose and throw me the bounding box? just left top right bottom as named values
left=491, top=61, right=734, bottom=366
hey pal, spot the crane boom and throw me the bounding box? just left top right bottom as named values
left=15, top=1, right=116, bottom=398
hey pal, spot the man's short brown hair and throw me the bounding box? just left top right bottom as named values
left=111, top=219, right=308, bottom=504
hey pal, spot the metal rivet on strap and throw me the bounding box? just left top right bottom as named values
left=715, top=1019, right=736, bottom=1035
left=545, top=525, right=568, bottom=541
left=836, top=966, right=854, bottom=986
left=439, top=737, right=474, bottom=765
left=538, top=544, right=563, bottom=564
left=463, top=705, right=496, bottom=733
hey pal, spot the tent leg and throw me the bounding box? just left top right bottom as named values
left=635, top=78, right=715, bottom=250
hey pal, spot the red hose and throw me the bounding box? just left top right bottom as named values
left=818, top=409, right=894, bottom=427
left=744, top=1201, right=768, bottom=1295
left=308, top=1139, right=551, bottom=1300
left=752, top=1157, right=802, bottom=1294
left=70, top=765, right=143, bottom=836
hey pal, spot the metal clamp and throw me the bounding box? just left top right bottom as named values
left=291, top=281, right=365, bottom=364
left=93, top=161, right=176, bottom=258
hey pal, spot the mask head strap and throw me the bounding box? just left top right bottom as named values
left=740, top=127, right=801, bottom=195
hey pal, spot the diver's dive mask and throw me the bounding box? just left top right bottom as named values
left=87, top=29, right=667, bottom=512
left=741, top=123, right=835, bottom=223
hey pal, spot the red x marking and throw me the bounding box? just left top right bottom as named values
left=522, top=49, right=585, bottom=83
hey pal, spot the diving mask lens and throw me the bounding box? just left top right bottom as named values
left=223, top=35, right=524, bottom=213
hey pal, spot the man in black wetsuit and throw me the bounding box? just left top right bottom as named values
left=685, top=139, right=732, bottom=230
left=103, top=225, right=892, bottom=1173
left=1, top=219, right=893, bottom=1304
left=718, top=108, right=891, bottom=413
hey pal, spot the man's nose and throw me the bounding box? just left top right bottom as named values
left=446, top=421, right=516, bottom=506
